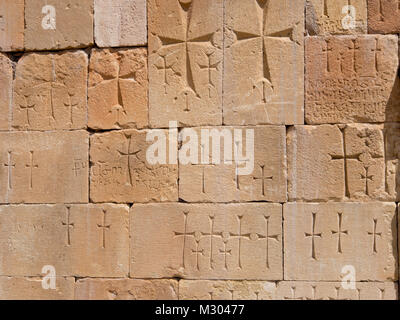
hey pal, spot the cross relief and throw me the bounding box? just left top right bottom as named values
left=174, top=211, right=280, bottom=271
left=3, top=150, right=39, bottom=190
left=303, top=211, right=384, bottom=260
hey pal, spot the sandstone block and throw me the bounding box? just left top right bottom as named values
left=0, top=53, right=13, bottom=130
left=179, top=280, right=277, bottom=300
left=0, top=0, right=24, bottom=51
left=94, top=0, right=147, bottom=47
left=90, top=130, right=178, bottom=203
left=179, top=126, right=287, bottom=202
left=25, top=0, right=93, bottom=50
left=13, top=51, right=88, bottom=131
left=88, top=48, right=148, bottom=130
left=148, top=0, right=223, bottom=127
left=305, top=35, right=399, bottom=123
left=284, top=202, right=397, bottom=281
left=223, top=0, right=304, bottom=125
left=368, top=0, right=400, bottom=34
left=0, top=131, right=88, bottom=204
left=75, top=279, right=178, bottom=300
left=288, top=124, right=399, bottom=201
left=0, top=204, right=129, bottom=277
left=306, top=0, right=367, bottom=35
left=0, top=277, right=75, bottom=300
left=131, top=203, right=282, bottom=280
left=179, top=280, right=398, bottom=300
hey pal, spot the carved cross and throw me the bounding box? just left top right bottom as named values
left=255, top=215, right=279, bottom=268
left=62, top=206, right=74, bottom=246
left=25, top=151, right=39, bottom=189
left=305, top=212, right=322, bottom=260
left=331, top=212, right=348, bottom=254
left=4, top=150, right=15, bottom=190
left=253, top=164, right=273, bottom=196
left=232, top=0, right=296, bottom=103
left=367, top=218, right=382, bottom=254
left=118, top=134, right=141, bottom=187
left=97, top=209, right=111, bottom=249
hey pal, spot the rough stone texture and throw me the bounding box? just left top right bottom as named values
left=0, top=54, right=13, bottom=130
left=368, top=0, right=400, bottom=34
left=13, top=51, right=88, bottom=131
left=94, top=0, right=147, bottom=47
left=288, top=124, right=399, bottom=201
left=306, top=0, right=367, bottom=35
left=88, top=48, right=148, bottom=130
left=179, top=280, right=398, bottom=300
left=0, top=131, right=88, bottom=204
left=24, top=0, right=94, bottom=51
left=75, top=279, right=178, bottom=300
left=0, top=204, right=129, bottom=277
left=131, top=203, right=282, bottom=280
left=305, top=35, right=399, bottom=124
left=0, top=0, right=24, bottom=51
left=90, top=130, right=178, bottom=203
left=284, top=202, right=397, bottom=281
left=0, top=277, right=75, bottom=300
left=223, top=0, right=304, bottom=125
left=179, top=126, right=287, bottom=202
left=148, top=0, right=223, bottom=128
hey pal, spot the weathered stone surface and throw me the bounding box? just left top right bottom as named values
left=306, top=0, right=367, bottom=35
left=88, top=48, right=148, bottom=130
left=179, top=280, right=277, bottom=300
left=284, top=202, right=397, bottom=281
left=179, top=280, right=398, bottom=300
left=368, top=0, right=400, bottom=34
left=148, top=0, right=223, bottom=127
left=0, top=204, right=129, bottom=277
left=0, top=0, right=24, bottom=51
left=131, top=203, right=282, bottom=280
left=75, top=279, right=178, bottom=300
left=223, top=0, right=304, bottom=125
left=94, top=0, right=147, bottom=47
left=0, top=131, right=88, bottom=204
left=0, top=54, right=13, bottom=130
left=90, top=130, right=178, bottom=203
left=13, top=51, right=88, bottom=131
left=0, top=277, right=75, bottom=300
left=179, top=126, right=287, bottom=202
left=305, top=35, right=399, bottom=124
left=288, top=124, right=398, bottom=201
left=25, top=0, right=94, bottom=50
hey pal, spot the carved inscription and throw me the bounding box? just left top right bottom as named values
left=305, top=36, right=399, bottom=123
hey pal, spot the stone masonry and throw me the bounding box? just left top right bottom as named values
left=0, top=0, right=398, bottom=300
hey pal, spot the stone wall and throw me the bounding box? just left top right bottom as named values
left=0, top=0, right=398, bottom=300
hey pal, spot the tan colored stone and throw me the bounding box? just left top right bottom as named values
left=0, top=53, right=13, bottom=130
left=0, top=204, right=129, bottom=277
left=276, top=281, right=397, bottom=300
left=179, top=280, right=277, bottom=300
left=25, top=0, right=93, bottom=51
left=179, top=126, right=287, bottom=202
left=0, top=0, right=24, bottom=51
left=0, top=277, right=75, bottom=300
left=131, top=203, right=282, bottom=280
left=88, top=48, right=148, bottom=130
left=223, top=0, right=304, bottom=125
left=368, top=0, right=400, bottom=34
left=179, top=280, right=398, bottom=300
left=288, top=124, right=398, bottom=201
left=75, top=279, right=178, bottom=300
left=305, top=35, right=399, bottom=124
left=94, top=0, right=147, bottom=47
left=306, top=0, right=367, bottom=35
left=284, top=202, right=397, bottom=281
left=148, top=0, right=223, bottom=127
left=90, top=130, right=178, bottom=203
left=0, top=131, right=88, bottom=204
left=13, top=51, right=88, bottom=131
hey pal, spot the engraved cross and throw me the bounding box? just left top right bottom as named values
left=367, top=218, right=382, bottom=254
left=62, top=206, right=74, bottom=246
left=305, top=212, right=322, bottom=260
left=25, top=151, right=39, bottom=189
left=118, top=134, right=141, bottom=187
left=97, top=209, right=111, bottom=249
left=4, top=150, right=15, bottom=190
left=331, top=212, right=348, bottom=254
